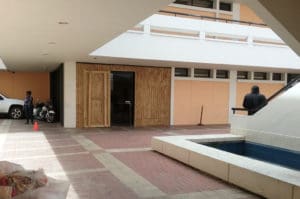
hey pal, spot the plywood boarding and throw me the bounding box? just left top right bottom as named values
left=77, top=63, right=171, bottom=128
left=174, top=80, right=229, bottom=125
left=163, top=6, right=216, bottom=18
left=83, top=71, right=110, bottom=127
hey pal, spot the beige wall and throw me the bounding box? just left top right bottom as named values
left=163, top=6, right=217, bottom=18
left=0, top=71, right=50, bottom=102
left=236, top=82, right=284, bottom=108
left=174, top=80, right=284, bottom=125
left=174, top=80, right=229, bottom=125
left=240, top=4, right=264, bottom=24
left=219, top=13, right=233, bottom=20
left=163, top=4, right=265, bottom=25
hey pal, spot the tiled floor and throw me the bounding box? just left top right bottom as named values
left=0, top=119, right=261, bottom=199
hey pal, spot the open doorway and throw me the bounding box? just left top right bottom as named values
left=110, top=71, right=135, bottom=126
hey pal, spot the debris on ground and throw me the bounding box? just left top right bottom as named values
left=0, top=161, right=69, bottom=199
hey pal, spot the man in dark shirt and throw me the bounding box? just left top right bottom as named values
left=24, top=90, right=34, bottom=124
left=243, top=85, right=267, bottom=115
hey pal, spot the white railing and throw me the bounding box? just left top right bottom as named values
left=91, top=13, right=300, bottom=70
left=131, top=14, right=285, bottom=47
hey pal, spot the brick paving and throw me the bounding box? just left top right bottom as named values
left=0, top=119, right=261, bottom=199
left=85, top=131, right=163, bottom=149
left=113, top=151, right=229, bottom=194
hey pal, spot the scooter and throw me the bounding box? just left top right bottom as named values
left=33, top=101, right=55, bottom=123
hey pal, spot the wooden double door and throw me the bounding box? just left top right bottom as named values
left=83, top=70, right=134, bottom=127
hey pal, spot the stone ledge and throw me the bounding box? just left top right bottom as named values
left=151, top=134, right=300, bottom=199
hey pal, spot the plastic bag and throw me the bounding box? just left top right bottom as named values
left=0, top=161, right=69, bottom=199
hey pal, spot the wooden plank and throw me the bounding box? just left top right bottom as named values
left=88, top=71, right=108, bottom=127
left=83, top=70, right=89, bottom=127
left=76, top=63, right=171, bottom=128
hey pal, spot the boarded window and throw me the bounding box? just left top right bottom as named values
left=272, top=73, right=283, bottom=81
left=237, top=71, right=249, bottom=79
left=254, top=72, right=268, bottom=80
left=216, top=70, right=229, bottom=79
left=175, top=68, right=190, bottom=77
left=220, top=2, right=232, bottom=11
left=174, top=0, right=214, bottom=8
left=194, top=69, right=211, bottom=78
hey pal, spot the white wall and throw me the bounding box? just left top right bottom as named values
left=0, top=58, right=6, bottom=70
left=231, top=82, right=300, bottom=151
left=91, top=15, right=300, bottom=70
left=63, top=62, right=76, bottom=128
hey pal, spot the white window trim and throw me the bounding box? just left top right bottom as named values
left=175, top=76, right=230, bottom=82
left=237, top=79, right=286, bottom=84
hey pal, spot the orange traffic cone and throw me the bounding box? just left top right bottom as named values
left=33, top=121, right=39, bottom=131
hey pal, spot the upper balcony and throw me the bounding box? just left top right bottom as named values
left=91, top=13, right=300, bottom=71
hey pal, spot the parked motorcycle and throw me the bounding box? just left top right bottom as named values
left=33, top=101, right=55, bottom=123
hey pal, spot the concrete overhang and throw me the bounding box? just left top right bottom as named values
left=0, top=0, right=173, bottom=71
left=237, top=0, right=300, bottom=57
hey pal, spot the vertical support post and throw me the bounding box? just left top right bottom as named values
left=143, top=24, right=151, bottom=34
left=228, top=70, right=237, bottom=123
left=232, top=3, right=240, bottom=21
left=190, top=67, right=195, bottom=78
left=170, top=67, right=175, bottom=125
left=284, top=73, right=288, bottom=85
left=213, top=69, right=217, bottom=79
left=247, top=35, right=253, bottom=46
left=64, top=61, right=77, bottom=128
left=199, top=31, right=206, bottom=40
left=216, top=0, right=220, bottom=18
left=250, top=71, right=254, bottom=80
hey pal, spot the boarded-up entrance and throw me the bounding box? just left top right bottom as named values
left=84, top=71, right=110, bottom=127
left=77, top=63, right=171, bottom=128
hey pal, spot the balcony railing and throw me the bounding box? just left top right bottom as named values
left=158, top=10, right=267, bottom=27
left=130, top=14, right=285, bottom=47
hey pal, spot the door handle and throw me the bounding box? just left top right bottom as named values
left=124, top=100, right=131, bottom=104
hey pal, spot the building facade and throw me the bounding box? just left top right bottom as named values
left=63, top=1, right=300, bottom=128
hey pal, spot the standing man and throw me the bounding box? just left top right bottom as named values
left=24, top=90, right=34, bottom=124
left=243, top=85, right=267, bottom=115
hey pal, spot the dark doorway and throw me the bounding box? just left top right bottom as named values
left=50, top=64, right=64, bottom=124
left=111, top=71, right=135, bottom=126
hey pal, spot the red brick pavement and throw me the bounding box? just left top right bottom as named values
left=85, top=131, right=164, bottom=149
left=113, top=151, right=231, bottom=194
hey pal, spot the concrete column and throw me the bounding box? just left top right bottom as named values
left=212, top=69, right=217, bottom=78
left=215, top=0, right=220, bottom=18
left=232, top=3, right=240, bottom=20
left=228, top=70, right=237, bottom=123
left=284, top=73, right=288, bottom=85
left=199, top=31, right=206, bottom=40
left=170, top=67, right=175, bottom=125
left=143, top=24, right=151, bottom=34
left=63, top=61, right=76, bottom=128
